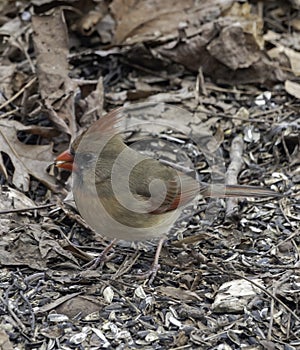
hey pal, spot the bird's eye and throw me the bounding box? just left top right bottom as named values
left=76, top=152, right=94, bottom=164
left=83, top=153, right=94, bottom=163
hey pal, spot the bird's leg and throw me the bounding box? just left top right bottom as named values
left=84, top=239, right=118, bottom=269
left=137, top=237, right=165, bottom=284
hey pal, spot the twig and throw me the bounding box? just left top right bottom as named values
left=0, top=295, right=27, bottom=332
left=266, top=229, right=299, bottom=255
left=20, top=291, right=36, bottom=332
left=268, top=271, right=294, bottom=340
left=226, top=135, right=244, bottom=218
left=0, top=77, right=37, bottom=112
left=0, top=108, right=19, bottom=118
left=195, top=66, right=207, bottom=98
left=0, top=203, right=55, bottom=215
left=113, top=249, right=141, bottom=279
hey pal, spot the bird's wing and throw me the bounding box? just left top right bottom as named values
left=148, top=173, right=200, bottom=214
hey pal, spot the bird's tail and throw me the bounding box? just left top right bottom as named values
left=200, top=183, right=281, bottom=198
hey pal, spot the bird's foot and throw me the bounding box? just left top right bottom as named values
left=83, top=251, right=108, bottom=269
left=136, top=238, right=165, bottom=284
left=83, top=239, right=117, bottom=270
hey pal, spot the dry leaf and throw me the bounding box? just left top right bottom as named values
left=158, top=14, right=285, bottom=84
left=32, top=8, right=77, bottom=136
left=285, top=80, right=300, bottom=99
left=157, top=286, right=202, bottom=302
left=0, top=186, right=36, bottom=210
left=0, top=186, right=35, bottom=238
left=0, top=329, right=14, bottom=350
left=207, top=25, right=260, bottom=70
left=224, top=2, right=264, bottom=49
left=0, top=119, right=57, bottom=192
left=56, top=295, right=105, bottom=318
left=0, top=62, right=16, bottom=98
left=268, top=46, right=300, bottom=76
left=212, top=279, right=264, bottom=313
left=79, top=77, right=104, bottom=128
left=110, top=0, right=201, bottom=45
left=75, top=8, right=107, bottom=36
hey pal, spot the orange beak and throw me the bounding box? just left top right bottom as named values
left=55, top=150, right=74, bottom=171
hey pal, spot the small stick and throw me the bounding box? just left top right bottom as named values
left=0, top=77, right=37, bottom=112
left=0, top=203, right=55, bottom=215
left=226, top=135, right=244, bottom=218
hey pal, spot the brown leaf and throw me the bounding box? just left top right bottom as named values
left=285, top=80, right=300, bottom=99
left=35, top=292, right=82, bottom=315
left=0, top=62, right=16, bottom=98
left=0, top=329, right=14, bottom=350
left=32, top=8, right=77, bottom=136
left=56, top=295, right=105, bottom=318
left=157, top=285, right=202, bottom=302
left=110, top=0, right=194, bottom=45
left=0, top=224, right=79, bottom=269
left=207, top=25, right=260, bottom=70
left=0, top=119, right=58, bottom=192
left=157, top=23, right=285, bottom=84
left=79, top=77, right=104, bottom=129
left=0, top=227, right=48, bottom=270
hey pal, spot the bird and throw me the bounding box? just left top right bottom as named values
left=55, top=106, right=280, bottom=279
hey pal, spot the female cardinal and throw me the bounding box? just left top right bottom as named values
left=55, top=106, right=279, bottom=275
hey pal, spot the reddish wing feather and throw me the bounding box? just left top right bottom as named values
left=88, top=107, right=125, bottom=136
left=151, top=175, right=199, bottom=214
